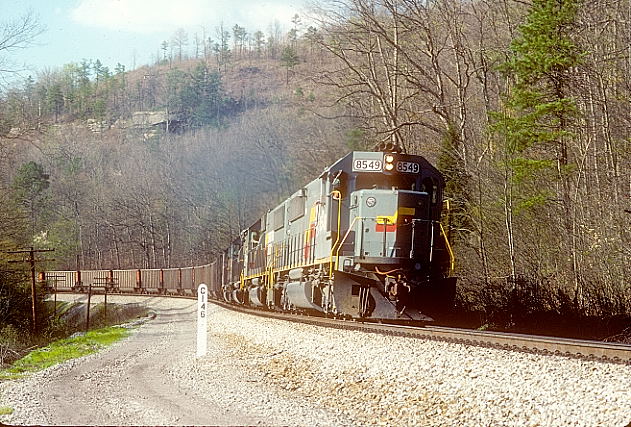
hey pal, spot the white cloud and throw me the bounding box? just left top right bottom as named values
left=71, top=0, right=206, bottom=33
left=71, top=0, right=303, bottom=34
left=239, top=3, right=299, bottom=28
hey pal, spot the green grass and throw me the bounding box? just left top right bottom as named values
left=0, top=326, right=131, bottom=380
left=0, top=406, right=13, bottom=416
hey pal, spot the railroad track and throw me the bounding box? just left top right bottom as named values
left=53, top=290, right=631, bottom=364
left=210, top=299, right=631, bottom=365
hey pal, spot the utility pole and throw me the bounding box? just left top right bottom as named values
left=7, top=247, right=55, bottom=334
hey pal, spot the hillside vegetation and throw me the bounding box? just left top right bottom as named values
left=1, top=0, right=630, bottom=337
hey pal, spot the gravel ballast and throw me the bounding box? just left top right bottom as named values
left=1, top=295, right=630, bottom=426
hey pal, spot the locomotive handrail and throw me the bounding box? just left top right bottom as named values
left=328, top=190, right=343, bottom=278
left=439, top=222, right=455, bottom=274
left=331, top=216, right=454, bottom=275
left=334, top=215, right=364, bottom=273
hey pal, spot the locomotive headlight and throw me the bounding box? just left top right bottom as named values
left=384, top=154, right=395, bottom=171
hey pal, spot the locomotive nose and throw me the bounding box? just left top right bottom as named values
left=350, top=189, right=431, bottom=266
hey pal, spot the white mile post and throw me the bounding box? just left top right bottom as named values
left=196, top=283, right=208, bottom=357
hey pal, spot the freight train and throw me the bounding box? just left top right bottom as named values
left=208, top=151, right=456, bottom=321
left=44, top=151, right=456, bottom=322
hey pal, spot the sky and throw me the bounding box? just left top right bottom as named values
left=1, top=0, right=306, bottom=78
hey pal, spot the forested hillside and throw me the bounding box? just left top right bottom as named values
left=1, top=0, right=630, bottom=336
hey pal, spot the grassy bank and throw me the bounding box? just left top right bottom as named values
left=1, top=301, right=148, bottom=368
left=0, top=326, right=131, bottom=380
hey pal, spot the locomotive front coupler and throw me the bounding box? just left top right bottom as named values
left=384, top=275, right=411, bottom=301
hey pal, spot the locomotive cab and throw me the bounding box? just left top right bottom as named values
left=336, top=151, right=445, bottom=273
left=327, top=151, right=455, bottom=320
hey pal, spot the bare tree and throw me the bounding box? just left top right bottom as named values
left=309, top=1, right=411, bottom=151
left=267, top=20, right=283, bottom=59
left=170, top=28, right=189, bottom=63
left=0, top=10, right=44, bottom=86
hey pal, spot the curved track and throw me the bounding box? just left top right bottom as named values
left=53, top=291, right=631, bottom=364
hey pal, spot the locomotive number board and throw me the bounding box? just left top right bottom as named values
left=353, top=159, right=383, bottom=172
left=396, top=161, right=420, bottom=173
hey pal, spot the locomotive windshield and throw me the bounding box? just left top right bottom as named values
left=353, top=173, right=439, bottom=205
left=355, top=173, right=418, bottom=191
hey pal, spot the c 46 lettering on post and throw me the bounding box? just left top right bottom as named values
left=197, top=283, right=208, bottom=357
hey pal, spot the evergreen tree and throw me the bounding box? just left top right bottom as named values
left=23, top=75, right=36, bottom=123
left=165, top=68, right=187, bottom=126
left=232, top=25, right=247, bottom=57
left=289, top=14, right=301, bottom=51
left=253, top=31, right=265, bottom=57
left=160, top=40, right=169, bottom=64
left=280, top=46, right=299, bottom=84
left=492, top=0, right=583, bottom=288
left=179, top=63, right=225, bottom=127
left=76, top=59, right=94, bottom=117
left=214, top=25, right=231, bottom=71
left=46, top=83, right=64, bottom=122
left=305, top=26, right=322, bottom=57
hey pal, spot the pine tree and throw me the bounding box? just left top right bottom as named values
left=492, top=0, right=583, bottom=290
left=214, top=25, right=231, bottom=71
left=280, top=46, right=299, bottom=85
left=171, top=63, right=227, bottom=128
left=253, top=31, right=265, bottom=57
left=46, top=84, right=64, bottom=122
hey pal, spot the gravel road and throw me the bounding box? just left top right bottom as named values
left=1, top=295, right=630, bottom=426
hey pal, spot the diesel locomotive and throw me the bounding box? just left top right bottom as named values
left=208, top=151, right=456, bottom=321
